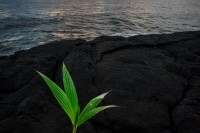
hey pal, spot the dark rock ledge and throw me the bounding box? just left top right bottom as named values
left=0, top=31, right=200, bottom=133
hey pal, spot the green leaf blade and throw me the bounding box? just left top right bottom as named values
left=80, top=91, right=111, bottom=117
left=77, top=105, right=117, bottom=127
left=62, top=63, right=80, bottom=121
left=37, top=71, right=76, bottom=125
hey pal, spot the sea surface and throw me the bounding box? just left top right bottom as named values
left=0, top=0, right=200, bottom=56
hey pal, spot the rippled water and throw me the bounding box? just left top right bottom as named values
left=0, top=0, right=200, bottom=56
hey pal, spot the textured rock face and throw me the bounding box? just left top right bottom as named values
left=0, top=31, right=200, bottom=133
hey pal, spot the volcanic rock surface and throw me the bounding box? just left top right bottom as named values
left=0, top=31, right=200, bottom=133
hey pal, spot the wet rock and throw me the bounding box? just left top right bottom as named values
left=0, top=31, right=200, bottom=133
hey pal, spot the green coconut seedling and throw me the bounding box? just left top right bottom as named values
left=37, top=63, right=117, bottom=133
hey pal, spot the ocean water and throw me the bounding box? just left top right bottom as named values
left=0, top=0, right=200, bottom=56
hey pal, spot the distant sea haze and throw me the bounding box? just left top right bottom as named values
left=0, top=0, right=200, bottom=56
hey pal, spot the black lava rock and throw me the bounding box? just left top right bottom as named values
left=0, top=31, right=200, bottom=133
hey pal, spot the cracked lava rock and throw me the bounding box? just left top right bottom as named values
left=0, top=31, right=200, bottom=133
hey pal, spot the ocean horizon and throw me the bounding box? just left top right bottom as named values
left=0, top=0, right=200, bottom=56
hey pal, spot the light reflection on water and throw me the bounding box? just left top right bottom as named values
left=0, top=0, right=200, bottom=56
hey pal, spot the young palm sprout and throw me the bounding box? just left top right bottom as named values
left=37, top=63, right=117, bottom=133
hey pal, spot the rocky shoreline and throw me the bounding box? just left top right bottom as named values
left=0, top=31, right=200, bottom=133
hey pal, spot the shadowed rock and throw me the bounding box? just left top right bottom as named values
left=0, top=31, right=200, bottom=133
